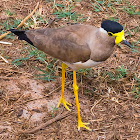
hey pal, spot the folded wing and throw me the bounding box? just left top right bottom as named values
left=25, top=26, right=91, bottom=63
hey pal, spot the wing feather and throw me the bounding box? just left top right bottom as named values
left=26, top=26, right=91, bottom=63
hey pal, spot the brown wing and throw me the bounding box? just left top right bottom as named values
left=25, top=25, right=91, bottom=63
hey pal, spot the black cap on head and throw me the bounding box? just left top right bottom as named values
left=101, top=20, right=123, bottom=34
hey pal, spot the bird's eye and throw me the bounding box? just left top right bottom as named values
left=108, top=32, right=113, bottom=36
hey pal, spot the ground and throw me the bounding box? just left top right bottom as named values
left=0, top=0, right=140, bottom=140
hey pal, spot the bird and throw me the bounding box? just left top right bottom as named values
left=9, top=20, right=131, bottom=131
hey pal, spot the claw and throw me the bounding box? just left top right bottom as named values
left=78, top=121, right=91, bottom=131
left=57, top=96, right=72, bottom=111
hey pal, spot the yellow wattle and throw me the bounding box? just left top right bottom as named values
left=109, top=30, right=125, bottom=44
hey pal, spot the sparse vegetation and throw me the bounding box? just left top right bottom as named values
left=122, top=5, right=140, bottom=15
left=0, top=19, right=21, bottom=39
left=106, top=65, right=129, bottom=80
left=12, top=45, right=46, bottom=66
left=52, top=2, right=87, bottom=22
left=131, top=76, right=140, bottom=99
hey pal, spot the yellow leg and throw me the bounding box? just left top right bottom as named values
left=73, top=71, right=91, bottom=131
left=57, top=63, right=72, bottom=111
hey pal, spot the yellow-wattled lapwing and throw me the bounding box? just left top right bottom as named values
left=10, top=20, right=131, bottom=131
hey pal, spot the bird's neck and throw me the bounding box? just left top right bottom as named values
left=98, top=27, right=115, bottom=43
left=99, top=27, right=108, bottom=34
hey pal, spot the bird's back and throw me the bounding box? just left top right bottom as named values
left=25, top=24, right=97, bottom=63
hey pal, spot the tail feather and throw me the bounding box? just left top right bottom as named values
left=9, top=29, right=33, bottom=45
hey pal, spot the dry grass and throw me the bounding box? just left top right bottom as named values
left=0, top=0, right=140, bottom=139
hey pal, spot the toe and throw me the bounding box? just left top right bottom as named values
left=78, top=121, right=91, bottom=131
left=64, top=104, right=71, bottom=111
left=66, top=101, right=72, bottom=106
left=82, top=122, right=90, bottom=125
left=57, top=97, right=71, bottom=111
left=57, top=101, right=61, bottom=108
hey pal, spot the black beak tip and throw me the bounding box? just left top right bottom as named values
left=122, top=40, right=132, bottom=48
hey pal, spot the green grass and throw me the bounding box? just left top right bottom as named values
left=51, top=107, right=58, bottom=118
left=78, top=68, right=92, bottom=78
left=12, top=57, right=31, bottom=66
left=122, top=5, right=140, bottom=15
left=107, top=17, right=119, bottom=22
left=90, top=0, right=140, bottom=17
left=52, top=10, right=80, bottom=20
left=35, top=67, right=56, bottom=82
left=106, top=66, right=128, bottom=80
left=90, top=0, right=113, bottom=12
left=0, top=19, right=21, bottom=39
left=130, top=41, right=140, bottom=54
left=127, top=26, right=139, bottom=38
left=116, top=66, right=128, bottom=78
left=130, top=27, right=139, bottom=35
left=52, top=6, right=80, bottom=21
left=5, top=9, right=15, bottom=16
left=106, top=67, right=140, bottom=99
left=131, top=76, right=140, bottom=99
left=11, top=45, right=56, bottom=81
left=52, top=2, right=87, bottom=22
left=132, top=86, right=140, bottom=99
left=12, top=45, right=46, bottom=66
left=34, top=58, right=57, bottom=81
left=90, top=1, right=104, bottom=12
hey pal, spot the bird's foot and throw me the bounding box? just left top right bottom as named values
left=57, top=96, right=72, bottom=111
left=78, top=121, right=91, bottom=131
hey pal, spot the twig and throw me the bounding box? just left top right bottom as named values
left=90, top=98, right=103, bottom=116
left=18, top=111, right=71, bottom=134
left=0, top=2, right=39, bottom=40
left=90, top=118, right=103, bottom=122
left=0, top=31, right=11, bottom=40
left=0, top=41, right=12, bottom=45
left=16, top=2, right=39, bottom=28
left=0, top=55, right=9, bottom=63
left=0, top=76, right=19, bottom=80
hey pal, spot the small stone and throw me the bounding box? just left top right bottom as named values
left=75, top=3, right=81, bottom=7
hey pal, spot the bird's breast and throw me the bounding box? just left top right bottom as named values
left=64, top=59, right=102, bottom=71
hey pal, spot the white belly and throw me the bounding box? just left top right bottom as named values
left=64, top=59, right=102, bottom=71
